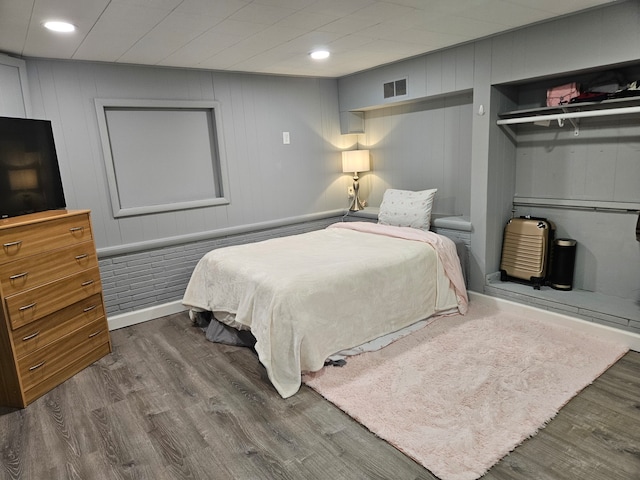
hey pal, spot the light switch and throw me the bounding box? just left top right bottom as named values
left=282, top=132, right=290, bottom=144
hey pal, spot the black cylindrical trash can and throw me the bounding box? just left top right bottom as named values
left=550, top=238, right=577, bottom=290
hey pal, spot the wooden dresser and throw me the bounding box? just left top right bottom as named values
left=0, top=210, right=111, bottom=408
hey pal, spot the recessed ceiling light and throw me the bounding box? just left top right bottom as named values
left=310, top=50, right=330, bottom=60
left=43, top=21, right=76, bottom=33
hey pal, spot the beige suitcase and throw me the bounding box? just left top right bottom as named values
left=500, top=217, right=554, bottom=289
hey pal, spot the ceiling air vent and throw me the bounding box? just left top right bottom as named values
left=383, top=78, right=407, bottom=99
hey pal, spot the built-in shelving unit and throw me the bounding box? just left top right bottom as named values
left=491, top=70, right=640, bottom=335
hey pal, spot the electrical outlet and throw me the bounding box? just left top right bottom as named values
left=347, top=186, right=355, bottom=197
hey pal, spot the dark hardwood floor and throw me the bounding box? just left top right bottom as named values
left=1, top=311, right=639, bottom=480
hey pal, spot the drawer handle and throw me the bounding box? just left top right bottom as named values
left=75, top=254, right=89, bottom=260
left=19, top=302, right=37, bottom=311
left=29, top=361, right=46, bottom=371
left=10, top=272, right=28, bottom=281
left=81, top=280, right=94, bottom=287
left=22, top=331, right=40, bottom=341
left=83, top=304, right=97, bottom=313
left=3, top=240, right=22, bottom=249
left=88, top=330, right=103, bottom=339
left=69, top=226, right=84, bottom=233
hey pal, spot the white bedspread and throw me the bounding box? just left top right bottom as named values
left=182, top=222, right=467, bottom=398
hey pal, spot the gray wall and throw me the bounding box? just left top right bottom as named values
left=358, top=92, right=473, bottom=217
left=513, top=115, right=640, bottom=207
left=24, top=60, right=350, bottom=250
left=338, top=44, right=475, bottom=113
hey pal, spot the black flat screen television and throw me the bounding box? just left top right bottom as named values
left=0, top=116, right=66, bottom=219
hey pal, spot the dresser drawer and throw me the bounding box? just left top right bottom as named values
left=0, top=241, right=98, bottom=295
left=12, top=293, right=104, bottom=359
left=0, top=213, right=92, bottom=265
left=5, top=267, right=102, bottom=330
left=23, top=341, right=111, bottom=406
left=18, top=318, right=109, bottom=392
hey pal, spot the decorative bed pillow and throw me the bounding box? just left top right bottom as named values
left=378, top=188, right=437, bottom=230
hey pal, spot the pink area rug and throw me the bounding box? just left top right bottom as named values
left=303, top=301, right=629, bottom=480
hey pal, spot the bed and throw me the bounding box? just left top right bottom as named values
left=182, top=189, right=469, bottom=398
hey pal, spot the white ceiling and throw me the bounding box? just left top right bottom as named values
left=0, top=0, right=619, bottom=78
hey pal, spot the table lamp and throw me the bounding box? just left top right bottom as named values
left=342, top=149, right=370, bottom=211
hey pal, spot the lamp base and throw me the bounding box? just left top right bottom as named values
left=348, top=175, right=366, bottom=211
left=349, top=196, right=366, bottom=211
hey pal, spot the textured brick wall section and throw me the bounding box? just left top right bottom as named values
left=98, top=218, right=339, bottom=317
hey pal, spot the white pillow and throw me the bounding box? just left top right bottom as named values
left=378, top=188, right=437, bottom=230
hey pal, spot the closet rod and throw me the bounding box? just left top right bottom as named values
left=513, top=201, right=640, bottom=214
left=497, top=105, right=640, bottom=125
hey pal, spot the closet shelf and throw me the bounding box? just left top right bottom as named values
left=497, top=105, right=640, bottom=125
left=498, top=95, right=640, bottom=119
left=497, top=97, right=640, bottom=136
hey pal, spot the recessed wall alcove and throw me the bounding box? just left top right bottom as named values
left=488, top=64, right=640, bottom=333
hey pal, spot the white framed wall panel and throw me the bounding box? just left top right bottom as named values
left=95, top=98, right=230, bottom=217
left=0, top=54, right=31, bottom=118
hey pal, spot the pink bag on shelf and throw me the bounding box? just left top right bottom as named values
left=546, top=82, right=580, bottom=106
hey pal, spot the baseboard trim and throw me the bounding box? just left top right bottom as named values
left=469, top=291, right=640, bottom=352
left=107, top=300, right=187, bottom=331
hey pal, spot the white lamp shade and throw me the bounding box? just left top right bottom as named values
left=342, top=150, right=370, bottom=173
